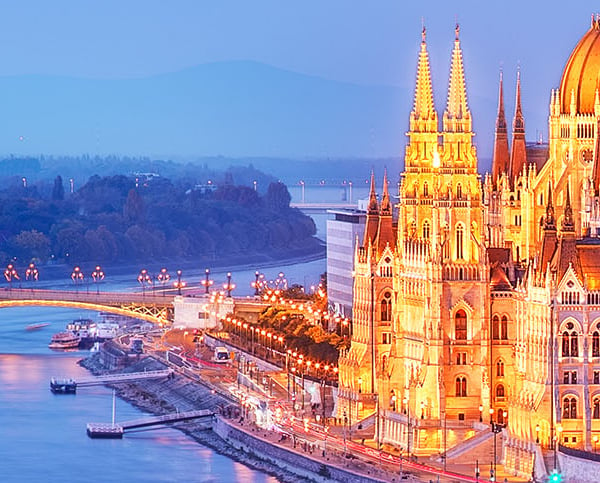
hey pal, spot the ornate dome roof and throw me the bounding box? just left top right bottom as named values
left=560, top=18, right=600, bottom=114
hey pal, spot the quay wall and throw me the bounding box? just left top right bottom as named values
left=213, top=416, right=385, bottom=483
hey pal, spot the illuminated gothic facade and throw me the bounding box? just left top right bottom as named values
left=337, top=18, right=600, bottom=478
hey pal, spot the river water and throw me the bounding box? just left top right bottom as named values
left=0, top=184, right=345, bottom=482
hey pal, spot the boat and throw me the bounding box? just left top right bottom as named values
left=25, top=323, right=50, bottom=331
left=66, top=318, right=96, bottom=348
left=50, top=377, right=77, bottom=394
left=48, top=332, right=80, bottom=350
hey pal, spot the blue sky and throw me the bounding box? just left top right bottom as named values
left=0, top=1, right=598, bottom=158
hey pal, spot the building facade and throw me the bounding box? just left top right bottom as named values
left=337, top=17, right=600, bottom=478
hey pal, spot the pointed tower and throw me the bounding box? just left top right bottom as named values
left=491, top=71, right=510, bottom=184
left=539, top=182, right=557, bottom=270
left=375, top=170, right=395, bottom=253
left=363, top=171, right=380, bottom=247
left=405, top=26, right=439, bottom=168
left=441, top=24, right=476, bottom=168
left=509, top=70, right=527, bottom=181
left=562, top=186, right=575, bottom=233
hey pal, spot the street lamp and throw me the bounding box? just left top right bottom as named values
left=156, top=268, right=170, bottom=296
left=490, top=409, right=506, bottom=482
left=403, top=396, right=411, bottom=457
left=137, top=268, right=152, bottom=295
left=358, top=376, right=362, bottom=394
left=174, top=269, right=186, bottom=295
left=4, top=263, right=19, bottom=289
left=25, top=262, right=38, bottom=287
left=201, top=268, right=213, bottom=294
left=479, top=405, right=483, bottom=422
left=91, top=265, right=104, bottom=294
left=536, top=424, right=540, bottom=444
left=71, top=266, right=84, bottom=292
left=223, top=272, right=235, bottom=297
left=253, top=271, right=261, bottom=296
left=299, top=180, right=305, bottom=203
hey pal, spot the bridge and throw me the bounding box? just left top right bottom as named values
left=86, top=409, right=214, bottom=438
left=290, top=202, right=358, bottom=214
left=0, top=288, right=175, bottom=324
left=51, top=369, right=174, bottom=390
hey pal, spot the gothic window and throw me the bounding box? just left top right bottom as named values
left=563, top=371, right=570, bottom=384
left=455, top=310, right=467, bottom=340
left=423, top=181, right=429, bottom=197
left=594, top=397, right=600, bottom=419
left=571, top=332, right=579, bottom=357
left=496, top=360, right=504, bottom=377
left=501, top=316, right=508, bottom=340
left=423, top=220, right=430, bottom=240
left=456, top=352, right=467, bottom=365
left=593, top=332, right=600, bottom=357
left=456, top=224, right=464, bottom=259
left=380, top=292, right=392, bottom=322
left=492, top=315, right=500, bottom=340
left=455, top=376, right=467, bottom=397
left=563, top=397, right=577, bottom=419
left=562, top=332, right=570, bottom=357
left=571, top=371, right=578, bottom=384
left=496, top=384, right=505, bottom=398
left=456, top=183, right=463, bottom=200
left=595, top=371, right=600, bottom=385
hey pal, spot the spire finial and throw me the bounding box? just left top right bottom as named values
left=455, top=22, right=460, bottom=41
left=421, top=18, right=426, bottom=43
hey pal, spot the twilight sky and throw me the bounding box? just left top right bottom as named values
left=0, top=1, right=598, bottom=159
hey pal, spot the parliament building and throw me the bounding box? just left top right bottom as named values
left=337, top=17, right=600, bottom=478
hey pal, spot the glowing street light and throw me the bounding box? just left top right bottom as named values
left=201, top=268, right=213, bottom=294
left=223, top=272, right=236, bottom=297
left=71, top=266, right=84, bottom=291
left=25, top=263, right=39, bottom=284
left=156, top=268, right=170, bottom=296
left=91, top=265, right=105, bottom=294
left=4, top=263, right=19, bottom=290
left=137, top=268, right=152, bottom=295
left=174, top=269, right=186, bottom=295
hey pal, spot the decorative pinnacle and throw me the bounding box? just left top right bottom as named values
left=455, top=23, right=460, bottom=40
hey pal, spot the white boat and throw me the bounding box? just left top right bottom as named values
left=25, top=323, right=50, bottom=331
left=48, top=332, right=80, bottom=350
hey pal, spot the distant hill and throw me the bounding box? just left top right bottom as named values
left=0, top=61, right=495, bottom=174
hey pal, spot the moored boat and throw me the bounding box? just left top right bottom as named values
left=50, top=377, right=77, bottom=394
left=48, top=332, right=80, bottom=350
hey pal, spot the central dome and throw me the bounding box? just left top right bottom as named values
left=560, top=18, right=600, bottom=114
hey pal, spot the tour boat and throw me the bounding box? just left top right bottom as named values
left=48, top=332, right=80, bottom=350
left=25, top=323, right=50, bottom=331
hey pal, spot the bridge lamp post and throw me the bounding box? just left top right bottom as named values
left=201, top=268, right=213, bottom=294
left=156, top=268, right=170, bottom=296
left=252, top=270, right=261, bottom=296
left=91, top=266, right=104, bottom=295
left=4, top=263, right=19, bottom=290
left=25, top=262, right=38, bottom=288
left=137, top=269, right=152, bottom=296
left=174, top=269, right=186, bottom=295
left=223, top=272, right=235, bottom=298
left=299, top=180, right=305, bottom=203
left=71, top=266, right=84, bottom=292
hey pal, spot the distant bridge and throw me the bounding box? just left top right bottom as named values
left=290, top=202, right=358, bottom=213
left=0, top=288, right=175, bottom=324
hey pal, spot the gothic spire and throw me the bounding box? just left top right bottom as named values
left=409, top=25, right=438, bottom=133
left=544, top=181, right=556, bottom=230
left=509, top=69, right=527, bottom=181
left=376, top=169, right=396, bottom=253
left=491, top=70, right=510, bottom=183
left=363, top=171, right=380, bottom=247
left=562, top=185, right=575, bottom=232
left=443, top=23, right=471, bottom=132
left=380, top=169, right=392, bottom=216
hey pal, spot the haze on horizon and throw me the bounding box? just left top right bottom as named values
left=0, top=0, right=596, bottom=170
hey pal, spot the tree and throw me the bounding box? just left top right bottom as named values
left=265, top=182, right=291, bottom=212
left=123, top=189, right=146, bottom=224
left=13, top=229, right=51, bottom=261
left=52, top=175, right=65, bottom=201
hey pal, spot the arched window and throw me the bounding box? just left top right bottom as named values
left=562, top=332, right=570, bottom=357
left=423, top=181, right=429, bottom=197
left=455, top=376, right=467, bottom=397
left=456, top=224, right=464, bottom=259
left=563, top=397, right=577, bottom=419
left=594, top=332, right=600, bottom=357
left=423, top=220, right=430, bottom=239
left=571, top=332, right=579, bottom=357
left=496, top=360, right=504, bottom=377
left=594, top=397, right=600, bottom=419
left=380, top=291, right=392, bottom=322
left=501, top=316, right=508, bottom=340
left=492, top=315, right=500, bottom=340
left=496, top=384, right=505, bottom=398
left=455, top=310, right=467, bottom=340
left=456, top=183, right=463, bottom=199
